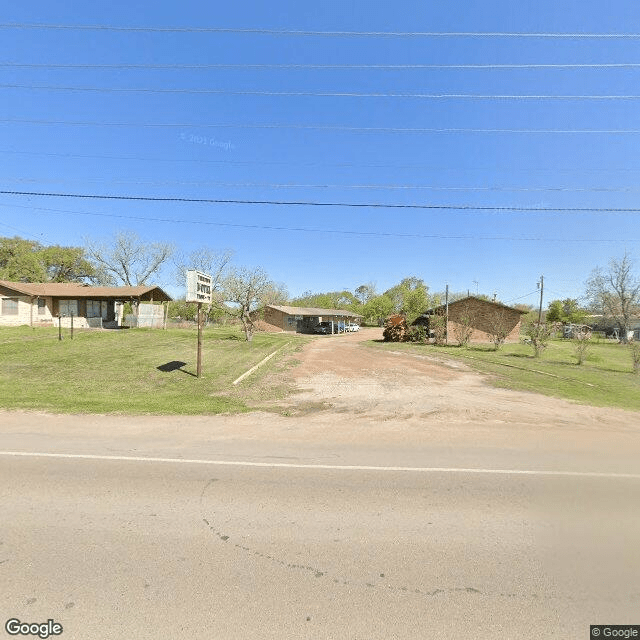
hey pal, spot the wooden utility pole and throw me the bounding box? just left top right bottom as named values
left=537, top=275, right=544, bottom=324
left=197, top=302, right=203, bottom=378
left=445, top=284, right=449, bottom=345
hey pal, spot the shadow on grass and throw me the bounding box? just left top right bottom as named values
left=157, top=361, right=197, bottom=377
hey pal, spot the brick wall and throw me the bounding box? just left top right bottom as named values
left=0, top=296, right=32, bottom=326
left=447, top=298, right=523, bottom=344
left=259, top=307, right=288, bottom=332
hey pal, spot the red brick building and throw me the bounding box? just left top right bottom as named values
left=414, top=296, right=528, bottom=344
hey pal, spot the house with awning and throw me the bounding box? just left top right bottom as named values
left=0, top=280, right=172, bottom=328
left=257, top=304, right=362, bottom=333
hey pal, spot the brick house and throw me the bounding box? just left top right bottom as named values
left=413, top=296, right=528, bottom=344
left=256, top=305, right=362, bottom=333
left=0, top=281, right=172, bottom=328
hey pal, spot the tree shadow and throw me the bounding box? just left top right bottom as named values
left=156, top=361, right=197, bottom=377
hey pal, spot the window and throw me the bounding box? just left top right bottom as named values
left=87, top=300, right=109, bottom=320
left=2, top=298, right=18, bottom=315
left=38, top=298, right=47, bottom=315
left=59, top=300, right=78, bottom=317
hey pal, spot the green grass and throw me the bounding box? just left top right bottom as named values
left=0, top=325, right=309, bottom=415
left=365, top=338, right=640, bottom=412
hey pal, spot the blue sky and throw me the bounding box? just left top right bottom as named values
left=1, top=0, right=639, bottom=306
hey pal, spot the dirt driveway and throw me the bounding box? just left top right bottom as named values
left=1, top=328, right=637, bottom=456
left=283, top=328, right=639, bottom=436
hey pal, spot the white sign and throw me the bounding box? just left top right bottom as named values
left=186, top=270, right=213, bottom=304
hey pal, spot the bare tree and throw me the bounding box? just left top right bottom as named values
left=524, top=321, right=554, bottom=358
left=355, top=282, right=377, bottom=305
left=174, top=247, right=232, bottom=292
left=174, top=247, right=233, bottom=322
left=223, top=266, right=288, bottom=342
left=85, top=231, right=174, bottom=286
left=585, top=252, right=640, bottom=343
left=452, top=301, right=475, bottom=347
left=487, top=308, right=512, bottom=351
left=572, top=326, right=592, bottom=365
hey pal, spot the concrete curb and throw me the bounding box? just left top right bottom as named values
left=232, top=343, right=290, bottom=385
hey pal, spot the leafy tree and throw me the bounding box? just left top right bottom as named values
left=546, top=298, right=589, bottom=325
left=585, top=252, right=640, bottom=343
left=0, top=236, right=98, bottom=283
left=361, top=294, right=394, bottom=326
left=40, top=245, right=98, bottom=282
left=291, top=290, right=358, bottom=310
left=384, top=277, right=430, bottom=322
left=85, top=231, right=174, bottom=286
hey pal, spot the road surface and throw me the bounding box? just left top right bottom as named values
left=1, top=415, right=639, bottom=639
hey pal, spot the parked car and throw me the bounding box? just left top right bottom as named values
left=313, top=322, right=334, bottom=334
left=345, top=323, right=360, bottom=332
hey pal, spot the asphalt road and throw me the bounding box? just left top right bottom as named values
left=1, top=416, right=639, bottom=639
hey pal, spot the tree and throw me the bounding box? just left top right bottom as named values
left=524, top=321, right=554, bottom=358
left=362, top=294, right=394, bottom=326
left=40, top=246, right=98, bottom=282
left=585, top=252, right=640, bottom=343
left=290, top=290, right=358, bottom=310
left=384, top=277, right=430, bottom=322
left=174, top=247, right=233, bottom=323
left=451, top=300, right=475, bottom=347
left=0, top=236, right=98, bottom=283
left=546, top=298, right=589, bottom=325
left=486, top=308, right=512, bottom=351
left=0, top=237, right=46, bottom=281
left=572, top=326, right=592, bottom=365
left=85, top=231, right=174, bottom=286
left=223, top=266, right=288, bottom=342
left=355, top=282, right=377, bottom=305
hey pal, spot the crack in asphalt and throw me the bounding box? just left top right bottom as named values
left=197, top=477, right=528, bottom=601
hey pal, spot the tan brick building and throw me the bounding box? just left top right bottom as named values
left=0, top=281, right=171, bottom=328
left=257, top=305, right=362, bottom=333
left=414, top=296, right=528, bottom=344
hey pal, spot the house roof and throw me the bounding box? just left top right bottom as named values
left=0, top=281, right=172, bottom=301
left=266, top=304, right=362, bottom=318
left=419, top=296, right=529, bottom=316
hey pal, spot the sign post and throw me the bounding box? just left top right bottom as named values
left=186, top=270, right=213, bottom=378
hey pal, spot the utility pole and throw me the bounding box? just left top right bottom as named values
left=445, top=284, right=449, bottom=345
left=537, top=275, right=544, bottom=324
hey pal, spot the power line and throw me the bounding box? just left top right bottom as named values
left=504, top=290, right=540, bottom=303
left=4, top=148, right=640, bottom=173
left=3, top=189, right=640, bottom=213
left=2, top=23, right=640, bottom=38
left=5, top=84, right=640, bottom=99
left=5, top=61, right=640, bottom=70
left=0, top=202, right=633, bottom=244
left=5, top=176, right=640, bottom=194
left=3, top=118, right=640, bottom=135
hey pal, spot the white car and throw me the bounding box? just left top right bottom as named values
left=345, top=323, right=360, bottom=332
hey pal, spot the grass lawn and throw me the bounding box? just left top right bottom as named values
left=366, top=338, right=640, bottom=412
left=0, top=325, right=308, bottom=414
